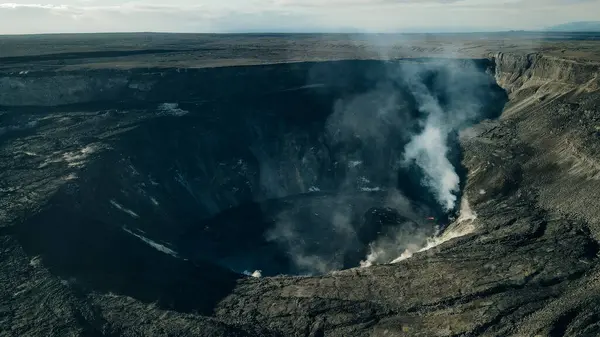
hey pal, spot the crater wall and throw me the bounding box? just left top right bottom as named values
left=2, top=59, right=506, bottom=277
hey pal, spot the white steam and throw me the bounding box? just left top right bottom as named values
left=266, top=58, right=495, bottom=274
left=243, top=270, right=263, bottom=278
left=360, top=231, right=428, bottom=268
left=359, top=191, right=435, bottom=267
left=390, top=197, right=477, bottom=264
left=400, top=60, right=489, bottom=212
left=266, top=194, right=367, bottom=275
left=404, top=123, right=459, bottom=211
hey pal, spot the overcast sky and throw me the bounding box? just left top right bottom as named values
left=0, top=0, right=599, bottom=34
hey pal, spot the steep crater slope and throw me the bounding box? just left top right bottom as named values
left=0, top=58, right=507, bottom=316
left=488, top=53, right=600, bottom=236
left=208, top=54, right=600, bottom=337
left=4, top=52, right=599, bottom=337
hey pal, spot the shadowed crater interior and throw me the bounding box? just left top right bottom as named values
left=12, top=59, right=506, bottom=312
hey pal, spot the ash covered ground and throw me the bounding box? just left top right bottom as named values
left=2, top=33, right=600, bottom=336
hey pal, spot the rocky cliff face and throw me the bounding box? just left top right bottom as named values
left=2, top=53, right=600, bottom=337
left=480, top=52, right=600, bottom=236
left=492, top=52, right=599, bottom=94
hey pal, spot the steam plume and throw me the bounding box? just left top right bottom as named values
left=399, top=60, right=492, bottom=212
left=265, top=57, right=498, bottom=274
left=390, top=197, right=477, bottom=264
left=404, top=121, right=459, bottom=211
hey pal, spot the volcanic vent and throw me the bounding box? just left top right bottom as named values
left=9, top=59, right=507, bottom=288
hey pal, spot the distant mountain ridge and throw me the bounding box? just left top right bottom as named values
left=547, top=21, right=600, bottom=32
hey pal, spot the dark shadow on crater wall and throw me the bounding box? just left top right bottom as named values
left=173, top=59, right=509, bottom=275
left=13, top=59, right=509, bottom=293
left=179, top=191, right=429, bottom=276
left=16, top=160, right=240, bottom=315
left=445, top=83, right=508, bottom=220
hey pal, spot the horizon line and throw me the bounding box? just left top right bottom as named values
left=2, top=30, right=599, bottom=37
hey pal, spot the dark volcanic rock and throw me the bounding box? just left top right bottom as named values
left=2, top=44, right=600, bottom=337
